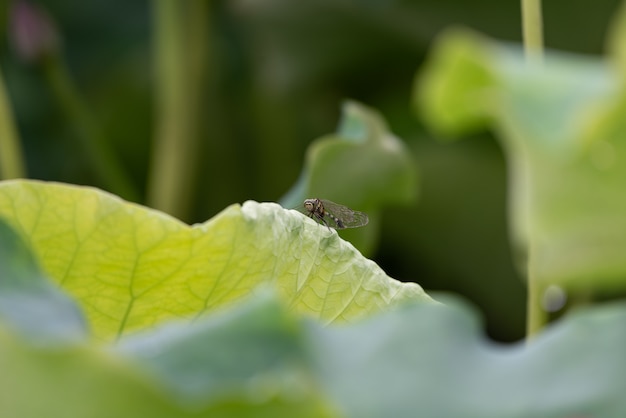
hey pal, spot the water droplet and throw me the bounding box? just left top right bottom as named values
left=542, top=285, right=567, bottom=312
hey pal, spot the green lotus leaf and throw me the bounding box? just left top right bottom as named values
left=0, top=323, right=335, bottom=418
left=310, top=295, right=626, bottom=417
left=114, top=290, right=626, bottom=417
left=0, top=212, right=337, bottom=417
left=117, top=290, right=335, bottom=411
left=0, top=179, right=431, bottom=342
left=415, top=20, right=626, bottom=293
left=2, top=218, right=624, bottom=417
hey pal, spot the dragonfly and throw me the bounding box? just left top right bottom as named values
left=300, top=198, right=369, bottom=230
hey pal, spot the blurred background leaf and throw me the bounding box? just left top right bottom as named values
left=415, top=20, right=626, bottom=328
left=2, top=0, right=623, bottom=341
left=280, top=100, right=418, bottom=255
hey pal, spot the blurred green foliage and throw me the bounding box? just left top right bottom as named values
left=417, top=18, right=626, bottom=335
left=1, top=0, right=623, bottom=341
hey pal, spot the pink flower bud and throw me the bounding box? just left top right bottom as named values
left=9, top=0, right=60, bottom=63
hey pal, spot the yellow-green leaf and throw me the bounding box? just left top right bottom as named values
left=0, top=180, right=431, bottom=342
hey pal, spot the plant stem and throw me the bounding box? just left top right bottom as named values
left=0, top=66, right=26, bottom=179
left=521, top=0, right=545, bottom=340
left=42, top=55, right=138, bottom=201
left=526, top=251, right=547, bottom=338
left=521, top=0, right=544, bottom=62
left=148, top=0, right=208, bottom=220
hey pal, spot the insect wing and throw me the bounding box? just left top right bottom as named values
left=320, top=200, right=369, bottom=229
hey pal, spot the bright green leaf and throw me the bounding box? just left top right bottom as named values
left=0, top=179, right=431, bottom=342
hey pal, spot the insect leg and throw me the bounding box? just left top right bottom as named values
left=312, top=212, right=332, bottom=231
left=318, top=214, right=332, bottom=231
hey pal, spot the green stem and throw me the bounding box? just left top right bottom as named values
left=42, top=55, right=138, bottom=201
left=521, top=0, right=544, bottom=62
left=521, top=0, right=545, bottom=340
left=148, top=0, right=208, bottom=220
left=526, top=250, right=547, bottom=339
left=0, top=66, right=27, bottom=179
